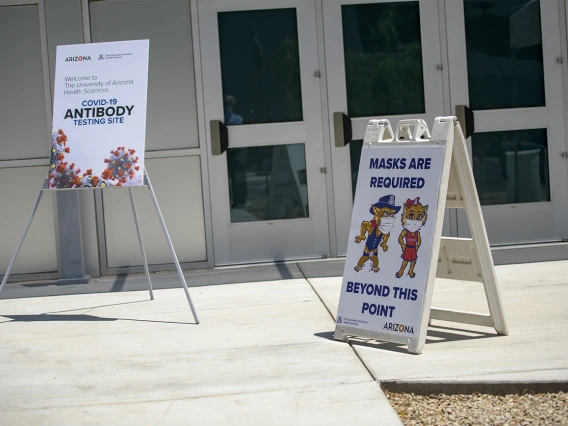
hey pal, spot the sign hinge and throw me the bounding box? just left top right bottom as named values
left=561, top=152, right=568, bottom=159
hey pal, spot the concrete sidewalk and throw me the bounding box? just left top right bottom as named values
left=0, top=272, right=400, bottom=425
left=310, top=260, right=568, bottom=393
left=1, top=259, right=567, bottom=424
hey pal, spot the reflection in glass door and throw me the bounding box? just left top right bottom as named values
left=199, top=0, right=330, bottom=265
left=323, top=0, right=445, bottom=255
left=447, top=0, right=568, bottom=244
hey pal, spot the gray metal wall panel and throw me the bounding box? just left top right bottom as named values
left=78, top=190, right=100, bottom=277
left=45, top=0, right=101, bottom=278
left=0, top=167, right=58, bottom=275
left=102, top=157, right=207, bottom=268
left=0, top=5, right=48, bottom=161
left=45, top=0, right=84, bottom=97
left=89, top=0, right=200, bottom=150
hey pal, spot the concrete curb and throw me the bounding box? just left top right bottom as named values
left=380, top=380, right=568, bottom=395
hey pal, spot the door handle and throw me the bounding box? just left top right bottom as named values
left=333, top=112, right=352, bottom=147
left=210, top=119, right=229, bottom=155
left=455, top=105, right=475, bottom=139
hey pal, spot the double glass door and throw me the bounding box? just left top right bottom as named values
left=199, top=0, right=331, bottom=265
left=324, top=0, right=446, bottom=255
left=447, top=0, right=567, bottom=244
left=200, top=0, right=568, bottom=265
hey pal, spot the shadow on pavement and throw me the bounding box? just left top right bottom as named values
left=1, top=314, right=116, bottom=322
left=0, top=313, right=197, bottom=326
left=315, top=324, right=500, bottom=354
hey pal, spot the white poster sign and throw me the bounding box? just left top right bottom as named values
left=336, top=144, right=445, bottom=340
left=48, top=40, right=149, bottom=189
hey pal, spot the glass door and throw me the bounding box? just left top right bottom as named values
left=323, top=0, right=446, bottom=255
left=198, top=0, right=330, bottom=265
left=446, top=0, right=568, bottom=244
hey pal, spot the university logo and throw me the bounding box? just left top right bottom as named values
left=383, top=322, right=414, bottom=334
left=65, top=56, right=91, bottom=62
left=337, top=316, right=342, bottom=324
left=98, top=54, right=104, bottom=60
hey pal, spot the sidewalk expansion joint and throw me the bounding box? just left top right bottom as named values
left=298, top=265, right=379, bottom=384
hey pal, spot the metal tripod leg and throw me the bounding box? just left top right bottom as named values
left=128, top=188, right=154, bottom=300
left=145, top=172, right=199, bottom=323
left=0, top=191, right=44, bottom=295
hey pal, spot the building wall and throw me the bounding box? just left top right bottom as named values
left=0, top=0, right=208, bottom=281
left=0, top=3, right=58, bottom=278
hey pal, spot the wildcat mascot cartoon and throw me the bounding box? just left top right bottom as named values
left=354, top=195, right=401, bottom=273
left=396, top=197, right=428, bottom=278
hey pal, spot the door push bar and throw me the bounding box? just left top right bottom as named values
left=333, top=112, right=352, bottom=147
left=210, top=119, right=229, bottom=155
left=455, top=105, right=475, bottom=139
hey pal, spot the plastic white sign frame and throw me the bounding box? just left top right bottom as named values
left=334, top=117, right=508, bottom=354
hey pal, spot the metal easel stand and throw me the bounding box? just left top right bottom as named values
left=0, top=171, right=199, bottom=324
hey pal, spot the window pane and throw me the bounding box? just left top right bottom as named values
left=349, top=139, right=364, bottom=199
left=227, top=144, right=309, bottom=222
left=464, top=0, right=545, bottom=110
left=342, top=2, right=425, bottom=117
left=218, top=8, right=302, bottom=125
left=472, top=129, right=549, bottom=205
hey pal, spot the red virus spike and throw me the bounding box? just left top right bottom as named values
left=104, top=159, right=111, bottom=163
left=86, top=169, right=93, bottom=175
left=64, top=147, right=70, bottom=153
left=69, top=163, right=75, bottom=170
left=134, top=166, right=140, bottom=171
left=91, top=176, right=99, bottom=187
left=124, top=163, right=131, bottom=169
left=116, top=182, right=122, bottom=187
left=114, top=151, right=119, bottom=157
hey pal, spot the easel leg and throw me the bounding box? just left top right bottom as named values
left=0, top=191, right=44, bottom=295
left=145, top=173, right=199, bottom=324
left=128, top=188, right=154, bottom=300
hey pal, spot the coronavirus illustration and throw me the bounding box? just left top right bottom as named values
left=49, top=161, right=82, bottom=189
left=50, top=129, right=70, bottom=170
left=47, top=132, right=140, bottom=189
left=80, top=169, right=114, bottom=188
left=104, top=147, right=140, bottom=184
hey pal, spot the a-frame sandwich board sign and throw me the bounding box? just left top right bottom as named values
left=334, top=116, right=508, bottom=354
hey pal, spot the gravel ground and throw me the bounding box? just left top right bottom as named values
left=385, top=391, right=568, bottom=425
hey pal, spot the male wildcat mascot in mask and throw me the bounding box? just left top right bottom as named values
left=396, top=197, right=428, bottom=278
left=354, top=195, right=401, bottom=273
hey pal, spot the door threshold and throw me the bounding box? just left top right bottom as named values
left=490, top=241, right=568, bottom=265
